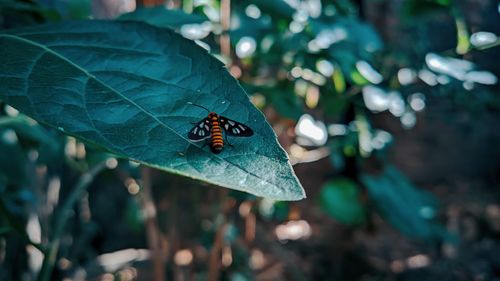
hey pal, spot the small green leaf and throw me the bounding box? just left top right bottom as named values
left=332, top=66, right=346, bottom=93
left=250, top=0, right=295, bottom=19
left=311, top=18, right=384, bottom=57
left=455, top=17, right=470, bottom=55
left=265, top=83, right=303, bottom=120
left=119, top=7, right=208, bottom=29
left=231, top=11, right=272, bottom=43
left=349, top=69, right=370, bottom=86
left=361, top=166, right=448, bottom=240
left=0, top=116, right=59, bottom=150
left=319, top=178, right=366, bottom=225
left=0, top=20, right=305, bottom=200
left=0, top=116, right=64, bottom=165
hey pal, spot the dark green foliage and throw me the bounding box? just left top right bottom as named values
left=0, top=127, right=26, bottom=185
left=405, top=0, right=452, bottom=16
left=361, top=166, right=448, bottom=240
left=0, top=0, right=61, bottom=29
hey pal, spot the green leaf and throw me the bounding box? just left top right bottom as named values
left=361, top=166, right=448, bottom=240
left=0, top=115, right=63, bottom=165
left=249, top=0, right=295, bottom=19
left=231, top=11, right=272, bottom=43
left=405, top=0, right=452, bottom=16
left=319, top=178, right=366, bottom=225
left=119, top=7, right=208, bottom=29
left=64, top=0, right=91, bottom=20
left=0, top=128, right=26, bottom=185
left=0, top=0, right=61, bottom=28
left=263, top=82, right=303, bottom=120
left=455, top=17, right=470, bottom=55
left=310, top=18, right=384, bottom=58
left=0, top=20, right=305, bottom=200
left=332, top=65, right=346, bottom=93
left=0, top=116, right=58, bottom=149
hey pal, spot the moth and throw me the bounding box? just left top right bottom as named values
left=187, top=102, right=254, bottom=153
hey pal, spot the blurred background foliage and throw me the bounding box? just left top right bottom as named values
left=1, top=0, right=500, bottom=280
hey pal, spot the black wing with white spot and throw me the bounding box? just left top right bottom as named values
left=219, top=117, right=254, bottom=137
left=188, top=118, right=212, bottom=141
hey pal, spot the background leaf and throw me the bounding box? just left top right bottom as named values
left=319, top=178, right=366, bottom=225
left=361, top=166, right=449, bottom=240
left=119, top=7, right=208, bottom=29
left=0, top=20, right=305, bottom=200
left=0, top=115, right=63, bottom=164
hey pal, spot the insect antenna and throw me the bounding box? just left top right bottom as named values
left=187, top=102, right=210, bottom=113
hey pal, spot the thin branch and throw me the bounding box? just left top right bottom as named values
left=140, top=167, right=166, bottom=281
left=220, top=0, right=231, bottom=59
left=207, top=223, right=227, bottom=281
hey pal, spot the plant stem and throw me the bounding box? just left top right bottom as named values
left=207, top=222, right=227, bottom=281
left=450, top=5, right=470, bottom=55
left=37, top=161, right=107, bottom=281
left=220, top=0, right=231, bottom=59
left=140, top=167, right=166, bottom=281
left=0, top=198, right=44, bottom=252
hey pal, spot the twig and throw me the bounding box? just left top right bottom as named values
left=37, top=161, right=107, bottom=281
left=220, top=0, right=231, bottom=59
left=207, top=222, right=227, bottom=281
left=207, top=189, right=231, bottom=281
left=140, top=167, right=166, bottom=281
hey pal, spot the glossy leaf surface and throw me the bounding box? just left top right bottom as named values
left=0, top=20, right=305, bottom=200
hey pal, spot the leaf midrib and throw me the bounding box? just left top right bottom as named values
left=0, top=33, right=284, bottom=192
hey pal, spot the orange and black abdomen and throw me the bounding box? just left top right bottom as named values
left=209, top=113, right=224, bottom=153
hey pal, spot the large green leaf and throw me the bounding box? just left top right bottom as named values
left=0, top=20, right=305, bottom=200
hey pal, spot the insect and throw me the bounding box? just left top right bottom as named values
left=187, top=102, right=254, bottom=154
